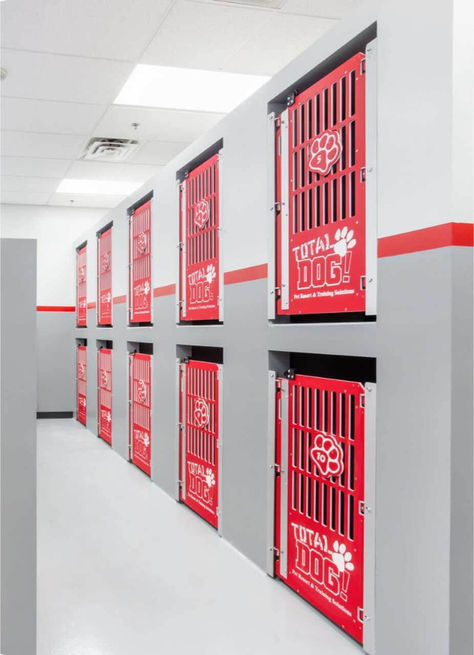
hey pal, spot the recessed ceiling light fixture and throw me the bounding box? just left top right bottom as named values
left=56, top=179, right=141, bottom=195
left=114, top=65, right=269, bottom=113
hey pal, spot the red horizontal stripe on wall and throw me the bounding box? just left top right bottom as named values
left=224, top=263, right=268, bottom=285
left=37, top=305, right=75, bottom=312
left=113, top=295, right=126, bottom=305
left=87, top=301, right=96, bottom=309
left=153, top=284, right=176, bottom=298
left=378, top=222, right=474, bottom=258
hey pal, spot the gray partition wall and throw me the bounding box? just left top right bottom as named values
left=1, top=239, right=37, bottom=655
left=72, top=1, right=473, bottom=654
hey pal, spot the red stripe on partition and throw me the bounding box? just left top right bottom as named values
left=224, top=263, right=268, bottom=285
left=378, top=222, right=473, bottom=258
left=37, top=305, right=75, bottom=312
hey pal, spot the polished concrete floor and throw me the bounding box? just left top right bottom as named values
left=38, top=419, right=361, bottom=655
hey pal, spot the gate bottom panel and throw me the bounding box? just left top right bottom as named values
left=77, top=393, right=86, bottom=425
left=277, top=513, right=362, bottom=643
left=131, top=427, right=151, bottom=476
left=181, top=451, right=218, bottom=528
left=98, top=405, right=112, bottom=444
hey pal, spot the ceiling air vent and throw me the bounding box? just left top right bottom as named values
left=81, top=137, right=139, bottom=162
left=212, top=0, right=287, bottom=8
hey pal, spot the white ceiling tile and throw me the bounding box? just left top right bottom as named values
left=281, top=0, right=362, bottom=19
left=1, top=176, right=60, bottom=193
left=224, top=13, right=335, bottom=75
left=66, top=160, right=160, bottom=183
left=1, top=131, right=86, bottom=159
left=193, top=0, right=360, bottom=19
left=141, top=0, right=267, bottom=70
left=1, top=0, right=173, bottom=61
left=49, top=193, right=125, bottom=209
left=131, top=141, right=186, bottom=165
left=94, top=105, right=224, bottom=143
left=1, top=49, right=133, bottom=104
left=1, top=190, right=52, bottom=205
left=1, top=98, right=106, bottom=135
left=1, top=157, right=71, bottom=178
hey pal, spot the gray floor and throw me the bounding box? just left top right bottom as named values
left=38, top=419, right=362, bottom=655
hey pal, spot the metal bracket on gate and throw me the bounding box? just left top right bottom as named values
left=286, top=91, right=296, bottom=106
left=358, top=607, right=370, bottom=623
left=269, top=546, right=280, bottom=558
left=269, top=462, right=281, bottom=476
left=359, top=500, right=371, bottom=516
left=284, top=368, right=296, bottom=380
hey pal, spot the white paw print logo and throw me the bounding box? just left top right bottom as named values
left=194, top=398, right=210, bottom=428
left=137, top=232, right=148, bottom=253
left=205, top=264, right=216, bottom=284
left=106, top=410, right=111, bottom=424
left=331, top=541, right=355, bottom=574
left=194, top=199, right=209, bottom=229
left=136, top=379, right=147, bottom=404
left=308, top=130, right=342, bottom=176
left=143, top=281, right=150, bottom=296
left=204, top=467, right=215, bottom=488
left=333, top=226, right=357, bottom=259
left=101, top=252, right=111, bottom=272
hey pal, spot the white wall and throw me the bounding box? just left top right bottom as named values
left=0, top=204, right=107, bottom=304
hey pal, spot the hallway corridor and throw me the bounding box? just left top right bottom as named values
left=37, top=419, right=360, bottom=655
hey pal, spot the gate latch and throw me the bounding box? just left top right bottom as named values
left=357, top=607, right=370, bottom=623
left=359, top=500, right=372, bottom=516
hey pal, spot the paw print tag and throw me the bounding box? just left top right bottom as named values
left=194, top=398, right=210, bottom=428
left=308, top=129, right=342, bottom=176
left=310, top=433, right=344, bottom=477
left=194, top=199, right=209, bottom=229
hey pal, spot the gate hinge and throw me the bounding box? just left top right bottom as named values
left=178, top=479, right=183, bottom=488
left=270, top=285, right=281, bottom=299
left=360, top=393, right=366, bottom=408
left=273, top=201, right=281, bottom=213
left=269, top=546, right=280, bottom=558
left=360, top=275, right=366, bottom=291
left=360, top=167, right=366, bottom=182
left=177, top=241, right=184, bottom=251
left=275, top=377, right=282, bottom=391
left=284, top=368, right=296, bottom=380
left=274, top=114, right=281, bottom=128
left=358, top=607, right=370, bottom=623
left=360, top=58, right=366, bottom=75
left=269, top=463, right=281, bottom=476
left=359, top=500, right=371, bottom=516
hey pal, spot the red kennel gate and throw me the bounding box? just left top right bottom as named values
left=179, top=153, right=221, bottom=322
left=274, top=52, right=367, bottom=316
left=76, top=345, right=87, bottom=425
left=129, top=353, right=152, bottom=476
left=97, top=348, right=112, bottom=445
left=179, top=360, right=221, bottom=528
left=76, top=244, right=87, bottom=326
left=129, top=200, right=152, bottom=324
left=97, top=227, right=112, bottom=325
left=274, top=374, right=365, bottom=643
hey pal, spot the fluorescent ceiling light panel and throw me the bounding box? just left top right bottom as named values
left=114, top=65, right=269, bottom=113
left=57, top=179, right=140, bottom=195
